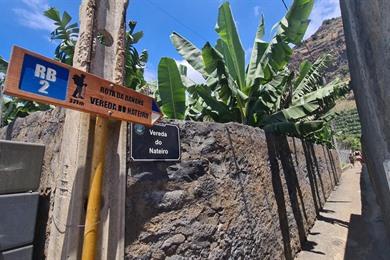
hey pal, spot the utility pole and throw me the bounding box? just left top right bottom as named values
left=47, top=0, right=128, bottom=259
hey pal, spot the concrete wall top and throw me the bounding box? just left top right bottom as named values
left=0, top=140, right=45, bottom=194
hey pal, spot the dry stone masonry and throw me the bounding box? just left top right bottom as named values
left=0, top=110, right=341, bottom=259
left=126, top=121, right=341, bottom=259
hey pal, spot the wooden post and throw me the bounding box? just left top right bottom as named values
left=47, top=0, right=128, bottom=259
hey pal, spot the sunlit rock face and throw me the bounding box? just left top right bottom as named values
left=125, top=120, right=341, bottom=260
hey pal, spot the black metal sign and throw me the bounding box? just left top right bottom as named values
left=130, top=123, right=180, bottom=161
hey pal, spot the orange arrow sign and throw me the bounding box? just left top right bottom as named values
left=4, top=46, right=162, bottom=126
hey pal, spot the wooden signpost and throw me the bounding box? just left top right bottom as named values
left=4, top=45, right=162, bottom=259
left=4, top=46, right=162, bottom=126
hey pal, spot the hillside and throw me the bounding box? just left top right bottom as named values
left=291, top=17, right=357, bottom=113
left=291, top=17, right=349, bottom=83
left=291, top=17, right=361, bottom=149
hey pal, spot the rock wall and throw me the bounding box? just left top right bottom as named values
left=340, top=0, right=390, bottom=238
left=0, top=111, right=341, bottom=259
left=125, top=121, right=341, bottom=260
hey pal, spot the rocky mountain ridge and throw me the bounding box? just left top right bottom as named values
left=291, top=17, right=349, bottom=83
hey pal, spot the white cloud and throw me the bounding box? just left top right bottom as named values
left=254, top=6, right=261, bottom=17
left=305, top=0, right=341, bottom=38
left=144, top=61, right=205, bottom=84
left=13, top=0, right=55, bottom=31
left=144, top=67, right=157, bottom=82
left=176, top=60, right=206, bottom=84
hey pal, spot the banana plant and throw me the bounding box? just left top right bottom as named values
left=164, top=0, right=349, bottom=144
left=172, top=0, right=314, bottom=119
left=170, top=2, right=312, bottom=122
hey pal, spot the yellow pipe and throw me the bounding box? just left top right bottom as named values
left=82, top=116, right=109, bottom=260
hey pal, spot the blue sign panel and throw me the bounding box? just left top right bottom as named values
left=19, top=54, right=69, bottom=101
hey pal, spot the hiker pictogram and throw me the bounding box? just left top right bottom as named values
left=72, top=74, right=87, bottom=99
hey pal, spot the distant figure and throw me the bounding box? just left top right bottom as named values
left=349, top=152, right=355, bottom=166
left=355, top=151, right=364, bottom=165
left=72, top=74, right=87, bottom=99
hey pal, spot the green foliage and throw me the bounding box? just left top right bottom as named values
left=124, top=21, right=149, bottom=89
left=44, top=8, right=78, bottom=65
left=0, top=56, right=7, bottom=86
left=0, top=56, right=7, bottom=74
left=2, top=97, right=51, bottom=126
left=157, top=58, right=186, bottom=119
left=334, top=109, right=362, bottom=149
left=337, top=134, right=361, bottom=151
left=159, top=0, right=347, bottom=144
left=44, top=8, right=148, bottom=90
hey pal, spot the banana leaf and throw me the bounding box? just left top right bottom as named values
left=246, top=15, right=268, bottom=92
left=292, top=80, right=349, bottom=106
left=157, top=57, right=186, bottom=119
left=0, top=56, right=8, bottom=74
left=264, top=120, right=324, bottom=136
left=215, top=2, right=246, bottom=90
left=279, top=0, right=314, bottom=44
left=195, top=84, right=240, bottom=123
left=170, top=32, right=207, bottom=78
left=292, top=55, right=329, bottom=100
left=201, top=43, right=248, bottom=108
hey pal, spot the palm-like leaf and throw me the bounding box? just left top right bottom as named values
left=246, top=16, right=267, bottom=91
left=257, top=0, right=313, bottom=73
left=157, top=58, right=186, bottom=119
left=264, top=120, right=324, bottom=137
left=124, top=21, right=148, bottom=89
left=279, top=0, right=314, bottom=44
left=44, top=8, right=78, bottom=65
left=170, top=32, right=207, bottom=78
left=0, top=56, right=8, bottom=74
left=292, top=55, right=329, bottom=100
left=195, top=84, right=241, bottom=123
left=215, top=2, right=246, bottom=91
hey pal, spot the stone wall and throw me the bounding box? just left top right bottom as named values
left=0, top=111, right=341, bottom=259
left=125, top=121, right=341, bottom=260
left=340, top=0, right=390, bottom=239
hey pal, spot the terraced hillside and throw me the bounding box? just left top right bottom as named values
left=333, top=109, right=361, bottom=150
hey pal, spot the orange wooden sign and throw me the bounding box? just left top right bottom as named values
left=4, top=46, right=162, bottom=126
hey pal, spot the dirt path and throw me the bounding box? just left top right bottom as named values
left=295, top=165, right=390, bottom=260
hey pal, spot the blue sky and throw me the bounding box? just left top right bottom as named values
left=0, top=0, right=341, bottom=82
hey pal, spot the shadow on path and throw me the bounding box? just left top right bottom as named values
left=344, top=166, right=390, bottom=260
